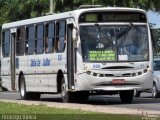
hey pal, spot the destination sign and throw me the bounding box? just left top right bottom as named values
left=85, top=14, right=98, bottom=22
left=79, top=11, right=146, bottom=23
left=102, top=13, right=141, bottom=22
left=89, top=50, right=116, bottom=61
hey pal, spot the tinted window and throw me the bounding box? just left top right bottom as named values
left=25, top=26, right=35, bottom=55
left=48, top=23, right=54, bottom=37
left=16, top=27, right=25, bottom=56
left=2, top=31, right=10, bottom=57
left=55, top=21, right=66, bottom=52
left=45, top=22, right=55, bottom=53
left=80, top=25, right=149, bottom=62
left=36, top=24, right=44, bottom=54
left=154, top=60, right=160, bottom=71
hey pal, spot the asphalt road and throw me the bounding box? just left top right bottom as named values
left=0, top=91, right=160, bottom=112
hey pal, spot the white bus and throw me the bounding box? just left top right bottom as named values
left=1, top=7, right=153, bottom=103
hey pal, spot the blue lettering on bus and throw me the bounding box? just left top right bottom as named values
left=43, top=58, right=50, bottom=66
left=58, top=55, right=62, bottom=61
left=93, top=64, right=100, bottom=69
left=31, top=58, right=50, bottom=67
left=31, top=59, right=36, bottom=67
left=16, top=58, right=19, bottom=69
left=37, top=59, right=41, bottom=66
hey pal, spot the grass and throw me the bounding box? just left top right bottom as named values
left=0, top=102, right=159, bottom=120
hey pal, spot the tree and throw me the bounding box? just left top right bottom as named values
left=52, top=0, right=160, bottom=12
left=0, top=0, right=49, bottom=25
left=0, top=0, right=160, bottom=26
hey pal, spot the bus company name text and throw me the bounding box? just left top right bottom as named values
left=31, top=58, right=50, bottom=67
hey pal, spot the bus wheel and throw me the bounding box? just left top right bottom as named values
left=134, top=89, right=141, bottom=97
left=19, top=75, right=30, bottom=100
left=19, top=75, right=40, bottom=100
left=61, top=77, right=74, bottom=103
left=119, top=90, right=134, bottom=104
left=152, top=83, right=160, bottom=98
left=30, top=92, right=41, bottom=100
left=76, top=91, right=89, bottom=101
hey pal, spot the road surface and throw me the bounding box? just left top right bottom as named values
left=0, top=92, right=160, bottom=115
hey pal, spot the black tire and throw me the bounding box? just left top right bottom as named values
left=19, top=75, right=29, bottom=100
left=75, top=91, right=89, bottom=101
left=152, top=83, right=160, bottom=98
left=19, top=75, right=40, bottom=100
left=61, top=77, right=75, bottom=103
left=30, top=92, right=41, bottom=100
left=120, top=90, right=134, bottom=104
left=134, top=89, right=141, bottom=97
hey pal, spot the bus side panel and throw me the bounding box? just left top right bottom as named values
left=48, top=74, right=57, bottom=92
left=25, top=55, right=40, bottom=92
left=1, top=76, right=11, bottom=91
left=25, top=74, right=57, bottom=93
left=1, top=57, right=11, bottom=90
left=16, top=56, right=28, bottom=91
left=25, top=75, right=39, bottom=92
left=23, top=53, right=67, bottom=93
left=48, top=53, right=67, bottom=93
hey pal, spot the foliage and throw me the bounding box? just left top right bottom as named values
left=0, top=0, right=49, bottom=25
left=0, top=0, right=160, bottom=26
left=55, top=0, right=160, bottom=12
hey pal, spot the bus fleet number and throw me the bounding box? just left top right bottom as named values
left=93, top=64, right=100, bottom=69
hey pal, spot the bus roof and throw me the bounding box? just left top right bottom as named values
left=2, top=7, right=147, bottom=29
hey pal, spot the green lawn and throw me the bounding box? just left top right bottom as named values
left=0, top=102, right=159, bottom=120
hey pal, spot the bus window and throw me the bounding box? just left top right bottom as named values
left=45, top=22, right=55, bottom=53
left=2, top=31, right=10, bottom=57
left=25, top=26, right=35, bottom=55
left=36, top=24, right=44, bottom=54
left=45, top=24, right=49, bottom=52
left=16, top=27, right=25, bottom=56
left=56, top=21, right=66, bottom=52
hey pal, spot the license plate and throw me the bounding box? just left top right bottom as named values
left=112, top=79, right=125, bottom=85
